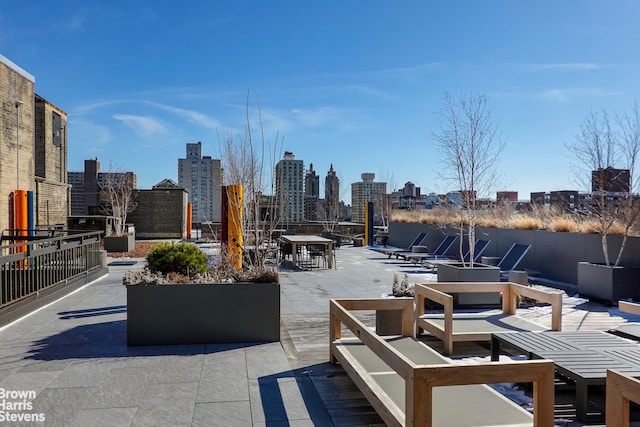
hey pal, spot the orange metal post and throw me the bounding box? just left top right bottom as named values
left=186, top=203, right=192, bottom=239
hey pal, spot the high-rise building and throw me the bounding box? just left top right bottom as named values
left=275, top=151, right=304, bottom=223
left=177, top=141, right=222, bottom=223
left=324, top=164, right=341, bottom=220
left=304, top=163, right=320, bottom=220
left=351, top=173, right=386, bottom=223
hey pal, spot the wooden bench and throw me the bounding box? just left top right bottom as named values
left=415, top=282, right=563, bottom=355
left=607, top=369, right=640, bottom=426
left=330, top=297, right=556, bottom=426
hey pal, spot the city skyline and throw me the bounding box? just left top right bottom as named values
left=2, top=1, right=639, bottom=202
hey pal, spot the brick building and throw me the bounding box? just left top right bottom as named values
left=0, top=55, right=35, bottom=233
left=1, top=54, right=70, bottom=232
left=34, top=94, right=70, bottom=226
left=127, top=179, right=188, bottom=239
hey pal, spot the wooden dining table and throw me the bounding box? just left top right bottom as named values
left=279, top=235, right=334, bottom=269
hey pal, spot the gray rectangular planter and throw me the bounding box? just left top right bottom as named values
left=437, top=262, right=501, bottom=307
left=104, top=234, right=135, bottom=253
left=127, top=282, right=280, bottom=345
left=577, top=262, right=640, bottom=305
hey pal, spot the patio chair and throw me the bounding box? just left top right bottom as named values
left=374, top=232, right=429, bottom=258
left=398, top=235, right=458, bottom=263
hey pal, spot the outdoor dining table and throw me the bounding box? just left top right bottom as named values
left=279, top=235, right=334, bottom=270
left=491, top=330, right=640, bottom=421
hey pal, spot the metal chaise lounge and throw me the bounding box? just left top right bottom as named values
left=422, top=239, right=491, bottom=271
left=397, top=234, right=458, bottom=263
left=373, top=232, right=429, bottom=259
left=496, top=243, right=532, bottom=279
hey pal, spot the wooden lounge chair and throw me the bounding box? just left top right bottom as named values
left=414, top=282, right=563, bottom=355
left=374, top=232, right=429, bottom=259
left=330, top=297, right=556, bottom=426
left=397, top=235, right=458, bottom=263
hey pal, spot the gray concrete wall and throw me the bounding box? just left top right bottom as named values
left=388, top=221, right=640, bottom=284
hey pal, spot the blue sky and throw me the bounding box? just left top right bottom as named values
left=2, top=1, right=639, bottom=203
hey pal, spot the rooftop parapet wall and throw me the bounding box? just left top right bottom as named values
left=389, top=221, right=640, bottom=285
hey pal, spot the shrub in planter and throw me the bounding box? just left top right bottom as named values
left=145, top=242, right=208, bottom=277
left=124, top=242, right=280, bottom=345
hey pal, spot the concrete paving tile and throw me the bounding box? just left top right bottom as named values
left=17, top=359, right=74, bottom=373
left=27, top=386, right=99, bottom=427
left=253, top=421, right=316, bottom=427
left=67, top=407, right=138, bottom=427
left=244, top=342, right=293, bottom=379
left=151, top=354, right=203, bottom=384
left=197, top=349, right=249, bottom=402
left=83, top=366, right=156, bottom=408
left=142, top=381, right=199, bottom=406
left=46, top=359, right=114, bottom=388
left=0, top=370, right=60, bottom=394
left=192, top=401, right=252, bottom=427
left=131, top=400, right=194, bottom=427
left=249, top=377, right=310, bottom=424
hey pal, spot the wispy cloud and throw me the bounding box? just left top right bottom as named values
left=370, top=63, right=443, bottom=80
left=533, top=88, right=622, bottom=102
left=521, top=63, right=614, bottom=71
left=345, top=85, right=398, bottom=101
left=113, top=114, right=167, bottom=137
left=144, top=101, right=222, bottom=129
left=68, top=118, right=112, bottom=152
left=72, top=99, right=128, bottom=116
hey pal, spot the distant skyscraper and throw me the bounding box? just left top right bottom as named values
left=325, top=164, right=340, bottom=220
left=304, top=163, right=320, bottom=220
left=276, top=151, right=304, bottom=223
left=351, top=173, right=386, bottom=223
left=177, top=141, right=222, bottom=222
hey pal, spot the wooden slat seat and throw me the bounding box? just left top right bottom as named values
left=333, top=336, right=537, bottom=427
left=415, top=282, right=563, bottom=355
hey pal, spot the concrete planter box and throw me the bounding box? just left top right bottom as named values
left=437, top=262, right=501, bottom=282
left=577, top=262, right=640, bottom=305
left=437, top=262, right=501, bottom=307
left=104, top=234, right=135, bottom=253
left=127, top=282, right=280, bottom=345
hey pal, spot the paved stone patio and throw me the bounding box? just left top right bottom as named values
left=0, top=244, right=638, bottom=426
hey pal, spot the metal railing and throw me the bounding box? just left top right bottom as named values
left=0, top=230, right=103, bottom=309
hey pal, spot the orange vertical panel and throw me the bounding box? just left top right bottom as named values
left=227, top=185, right=243, bottom=269
left=186, top=203, right=193, bottom=239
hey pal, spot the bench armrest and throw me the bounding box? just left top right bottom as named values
left=607, top=369, right=640, bottom=427
left=409, top=360, right=555, bottom=427
left=509, top=283, right=563, bottom=330
left=619, top=300, right=640, bottom=315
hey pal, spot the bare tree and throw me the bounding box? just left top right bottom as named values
left=432, top=92, right=505, bottom=266
left=569, top=104, right=640, bottom=266
left=615, top=101, right=640, bottom=266
left=101, top=164, right=137, bottom=237
left=219, top=91, right=284, bottom=268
